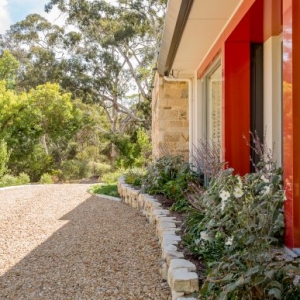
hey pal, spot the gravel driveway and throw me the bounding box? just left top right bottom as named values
left=0, top=184, right=170, bottom=299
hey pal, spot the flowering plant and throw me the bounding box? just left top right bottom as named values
left=184, top=133, right=300, bottom=299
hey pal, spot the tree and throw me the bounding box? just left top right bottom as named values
left=0, top=0, right=166, bottom=168
left=0, top=80, right=86, bottom=180
left=0, top=50, right=19, bottom=89
left=0, top=1, right=166, bottom=132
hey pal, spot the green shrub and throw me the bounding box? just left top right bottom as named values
left=0, top=174, right=17, bottom=187
left=88, top=161, right=111, bottom=177
left=183, top=134, right=300, bottom=299
left=142, top=155, right=189, bottom=194
left=61, top=159, right=91, bottom=180
left=0, top=172, right=30, bottom=187
left=141, top=155, right=199, bottom=211
left=17, top=172, right=30, bottom=185
left=124, top=168, right=146, bottom=186
left=40, top=173, right=54, bottom=184
left=51, top=169, right=64, bottom=182
left=101, top=169, right=125, bottom=184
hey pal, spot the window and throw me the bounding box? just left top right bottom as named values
left=203, top=62, right=222, bottom=146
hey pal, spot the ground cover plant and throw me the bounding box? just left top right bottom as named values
left=90, top=183, right=119, bottom=197
left=126, top=134, right=300, bottom=299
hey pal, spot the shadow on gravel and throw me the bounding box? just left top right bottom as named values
left=0, top=195, right=169, bottom=299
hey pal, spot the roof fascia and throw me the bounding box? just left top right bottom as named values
left=157, top=0, right=194, bottom=76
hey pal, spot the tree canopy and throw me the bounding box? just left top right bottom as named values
left=0, top=0, right=166, bottom=182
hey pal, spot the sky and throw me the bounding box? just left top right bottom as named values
left=0, top=0, right=64, bottom=34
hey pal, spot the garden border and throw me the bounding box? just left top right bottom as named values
left=118, top=176, right=199, bottom=300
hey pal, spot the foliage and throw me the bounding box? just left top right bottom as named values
left=141, top=154, right=198, bottom=211
left=0, top=139, right=9, bottom=177
left=0, top=2, right=165, bottom=177
left=0, top=50, right=19, bottom=89
left=1, top=0, right=167, bottom=142
left=90, top=183, right=119, bottom=197
left=40, top=173, right=54, bottom=184
left=87, top=161, right=111, bottom=177
left=0, top=78, right=93, bottom=181
left=110, top=128, right=152, bottom=168
left=102, top=169, right=125, bottom=184
left=0, top=172, right=30, bottom=187
left=60, top=159, right=91, bottom=181
left=124, top=167, right=146, bottom=186
left=183, top=134, right=300, bottom=299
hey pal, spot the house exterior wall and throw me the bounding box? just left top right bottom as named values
left=151, top=74, right=189, bottom=160
left=156, top=0, right=300, bottom=250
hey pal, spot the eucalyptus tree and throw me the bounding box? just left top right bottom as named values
left=0, top=1, right=166, bottom=133
left=0, top=0, right=166, bottom=164
left=44, top=0, right=166, bottom=133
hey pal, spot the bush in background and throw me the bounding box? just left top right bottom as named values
left=40, top=173, right=54, bottom=184
left=0, top=172, right=30, bottom=187
left=0, top=140, right=9, bottom=177
left=101, top=168, right=125, bottom=184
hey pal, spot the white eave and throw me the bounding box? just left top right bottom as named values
left=158, top=0, right=244, bottom=78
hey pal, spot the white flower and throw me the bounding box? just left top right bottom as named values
left=200, top=231, right=215, bottom=242
left=233, top=187, right=244, bottom=198
left=220, top=190, right=230, bottom=201
left=262, top=185, right=271, bottom=195
left=260, top=175, right=269, bottom=183
left=225, top=236, right=234, bottom=246
left=220, top=190, right=230, bottom=211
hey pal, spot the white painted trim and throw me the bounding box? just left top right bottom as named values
left=263, top=36, right=282, bottom=166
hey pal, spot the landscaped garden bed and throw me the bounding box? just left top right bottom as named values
left=121, top=136, right=300, bottom=299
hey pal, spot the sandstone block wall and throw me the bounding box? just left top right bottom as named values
left=152, top=74, right=189, bottom=160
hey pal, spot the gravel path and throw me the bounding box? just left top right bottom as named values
left=0, top=184, right=170, bottom=299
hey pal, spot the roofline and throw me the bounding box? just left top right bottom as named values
left=157, top=0, right=194, bottom=76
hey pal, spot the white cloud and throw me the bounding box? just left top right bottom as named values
left=0, top=0, right=11, bottom=34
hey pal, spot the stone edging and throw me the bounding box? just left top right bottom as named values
left=118, top=176, right=199, bottom=300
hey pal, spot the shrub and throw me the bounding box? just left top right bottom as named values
left=124, top=168, right=146, bottom=186
left=87, top=161, right=111, bottom=177
left=0, top=172, right=30, bottom=187
left=0, top=174, right=17, bottom=187
left=141, top=154, right=199, bottom=211
left=17, top=172, right=30, bottom=185
left=40, top=173, right=54, bottom=184
left=184, top=133, right=300, bottom=299
left=142, top=155, right=189, bottom=194
left=101, top=169, right=125, bottom=184
left=61, top=159, right=91, bottom=180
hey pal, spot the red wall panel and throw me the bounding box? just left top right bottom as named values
left=283, top=0, right=300, bottom=248
left=224, top=41, right=250, bottom=175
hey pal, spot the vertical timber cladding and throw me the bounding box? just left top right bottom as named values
left=151, top=75, right=189, bottom=160
left=283, top=0, right=300, bottom=249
